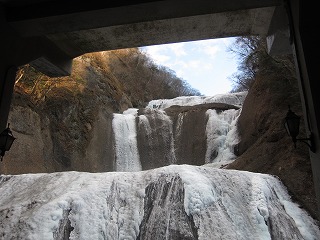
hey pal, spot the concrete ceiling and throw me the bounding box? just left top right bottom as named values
left=1, top=0, right=286, bottom=76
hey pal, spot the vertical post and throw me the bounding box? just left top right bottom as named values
left=0, top=4, right=18, bottom=132
left=288, top=0, right=320, bottom=218
left=0, top=66, right=17, bottom=132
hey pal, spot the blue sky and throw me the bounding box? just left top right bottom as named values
left=140, top=37, right=238, bottom=96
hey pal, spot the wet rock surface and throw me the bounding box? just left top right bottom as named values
left=138, top=174, right=198, bottom=240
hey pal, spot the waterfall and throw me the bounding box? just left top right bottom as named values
left=112, top=92, right=247, bottom=171
left=174, top=112, right=186, bottom=140
left=147, top=91, right=247, bottom=109
left=112, top=108, right=141, bottom=172
left=205, top=108, right=241, bottom=167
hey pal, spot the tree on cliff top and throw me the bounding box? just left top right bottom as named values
left=228, top=36, right=296, bottom=93
left=14, top=48, right=201, bottom=109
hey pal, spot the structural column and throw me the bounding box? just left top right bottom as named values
left=0, top=5, right=18, bottom=132
left=288, top=0, right=320, bottom=217
left=0, top=65, right=17, bottom=131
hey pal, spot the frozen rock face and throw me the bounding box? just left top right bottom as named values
left=4, top=105, right=55, bottom=173
left=147, top=91, right=247, bottom=109
left=117, top=92, right=247, bottom=171
left=138, top=175, right=198, bottom=240
left=133, top=101, right=242, bottom=170
left=0, top=165, right=319, bottom=239
left=137, top=109, right=177, bottom=170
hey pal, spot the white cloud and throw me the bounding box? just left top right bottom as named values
left=195, top=39, right=227, bottom=59
left=168, top=43, right=187, bottom=57
left=143, top=45, right=171, bottom=64
left=172, top=59, right=201, bottom=70
left=202, top=62, right=214, bottom=70
left=202, top=45, right=220, bottom=58
left=140, top=37, right=238, bottom=96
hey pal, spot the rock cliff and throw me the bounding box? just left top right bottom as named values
left=226, top=74, right=317, bottom=220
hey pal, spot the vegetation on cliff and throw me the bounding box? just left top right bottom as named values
left=228, top=36, right=297, bottom=93
left=9, top=48, right=201, bottom=172
left=14, top=48, right=201, bottom=110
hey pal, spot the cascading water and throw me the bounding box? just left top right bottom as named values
left=205, top=108, right=241, bottom=167
left=174, top=112, right=186, bottom=141
left=112, top=108, right=141, bottom=172
left=147, top=91, right=246, bottom=109
left=112, top=92, right=247, bottom=171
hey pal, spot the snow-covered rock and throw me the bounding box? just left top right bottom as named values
left=0, top=165, right=319, bottom=239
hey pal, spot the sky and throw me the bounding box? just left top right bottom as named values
left=139, top=37, right=238, bottom=96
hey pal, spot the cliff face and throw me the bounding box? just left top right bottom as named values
left=5, top=91, right=119, bottom=173
left=4, top=104, right=54, bottom=173
left=226, top=74, right=317, bottom=220
left=3, top=92, right=242, bottom=175
left=136, top=102, right=240, bottom=170
left=3, top=56, right=133, bottom=173
left=2, top=49, right=202, bottom=173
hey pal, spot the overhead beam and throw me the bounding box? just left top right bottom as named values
left=266, top=5, right=291, bottom=55
left=45, top=7, right=276, bottom=57
left=0, top=66, right=17, bottom=132
left=6, top=0, right=282, bottom=37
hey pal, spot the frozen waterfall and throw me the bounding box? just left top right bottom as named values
left=112, top=92, right=245, bottom=171
left=112, top=108, right=141, bottom=172
left=1, top=91, right=319, bottom=239
left=147, top=91, right=247, bottom=109
left=205, top=108, right=241, bottom=167
left=1, top=165, right=319, bottom=239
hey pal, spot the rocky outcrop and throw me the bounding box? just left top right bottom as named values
left=3, top=105, right=55, bottom=173
left=137, top=109, right=177, bottom=170
left=164, top=102, right=240, bottom=166
left=2, top=89, right=123, bottom=174
left=226, top=74, right=317, bottom=220
left=138, top=175, right=198, bottom=240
